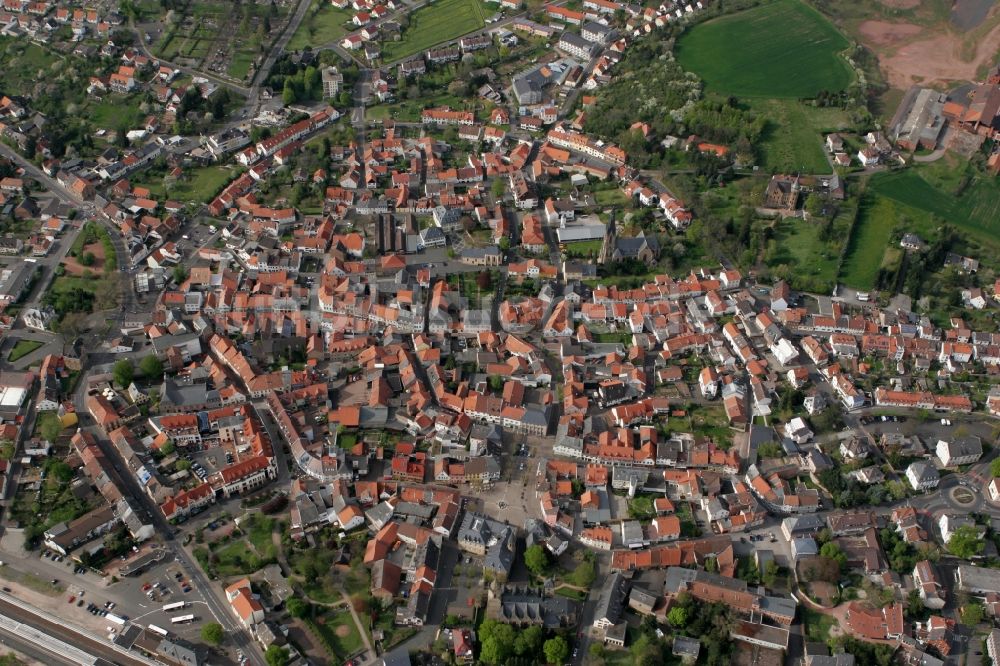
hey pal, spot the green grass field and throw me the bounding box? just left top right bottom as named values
left=135, top=166, right=239, bottom=204
left=383, top=0, right=487, bottom=62
left=211, top=540, right=267, bottom=576
left=839, top=195, right=897, bottom=290
left=309, top=611, right=364, bottom=659
left=766, top=217, right=841, bottom=291
left=228, top=49, right=257, bottom=80
left=88, top=97, right=144, bottom=130
left=748, top=99, right=850, bottom=173
left=676, top=0, right=854, bottom=98
left=8, top=340, right=43, bottom=363
left=288, top=1, right=352, bottom=51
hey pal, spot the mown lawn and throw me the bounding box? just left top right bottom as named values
left=210, top=540, right=268, bottom=576
left=367, top=92, right=467, bottom=121
left=8, top=340, right=43, bottom=363
left=802, top=606, right=837, bottom=642
left=383, top=0, right=487, bottom=62
left=675, top=0, right=854, bottom=98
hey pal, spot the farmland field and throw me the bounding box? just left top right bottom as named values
left=870, top=169, right=1000, bottom=247
left=383, top=0, right=488, bottom=62
left=675, top=0, right=854, bottom=98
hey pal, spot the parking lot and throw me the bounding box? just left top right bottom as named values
left=0, top=532, right=219, bottom=647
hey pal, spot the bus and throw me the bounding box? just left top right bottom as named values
left=171, top=615, right=195, bottom=624
left=162, top=602, right=187, bottom=612
left=147, top=624, right=169, bottom=637
left=106, top=614, right=126, bottom=626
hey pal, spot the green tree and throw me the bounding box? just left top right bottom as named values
left=139, top=355, right=164, bottom=379
left=524, top=544, right=549, bottom=577
left=948, top=524, right=985, bottom=559
left=991, top=456, right=1000, bottom=478
left=478, top=620, right=516, bottom=664
left=112, top=359, right=134, bottom=388
left=265, top=645, right=289, bottom=666
left=571, top=559, right=596, bottom=588
left=173, top=264, right=188, bottom=284
left=0, top=439, right=13, bottom=460
left=804, top=193, right=825, bottom=219
left=46, top=459, right=73, bottom=483
left=39, top=413, right=62, bottom=442
left=176, top=460, right=192, bottom=471
left=513, top=625, right=544, bottom=656
left=905, top=589, right=923, bottom=620
left=491, top=178, right=505, bottom=199
left=283, top=79, right=297, bottom=105
left=160, top=440, right=176, bottom=456
left=667, top=606, right=688, bottom=627
left=200, top=622, right=224, bottom=645
left=543, top=637, right=569, bottom=665
left=80, top=251, right=96, bottom=266
left=819, top=541, right=848, bottom=572
left=287, top=597, right=309, bottom=619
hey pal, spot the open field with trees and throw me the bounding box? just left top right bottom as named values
left=747, top=99, right=852, bottom=173
left=870, top=168, right=1000, bottom=246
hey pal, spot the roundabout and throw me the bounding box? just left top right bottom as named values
left=950, top=486, right=977, bottom=506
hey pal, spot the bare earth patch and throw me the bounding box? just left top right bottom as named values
left=858, top=20, right=923, bottom=47
left=335, top=625, right=351, bottom=638
left=879, top=20, right=1000, bottom=87
left=62, top=241, right=107, bottom=276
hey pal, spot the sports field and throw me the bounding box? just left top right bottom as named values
left=383, top=0, right=487, bottom=62
left=675, top=0, right=854, bottom=98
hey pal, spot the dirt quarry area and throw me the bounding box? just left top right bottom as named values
left=853, top=0, right=1000, bottom=89
left=858, top=20, right=922, bottom=46
left=875, top=21, right=1000, bottom=88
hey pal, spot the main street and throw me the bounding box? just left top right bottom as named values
left=69, top=374, right=268, bottom=666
